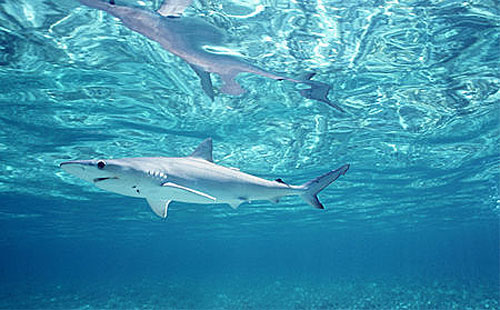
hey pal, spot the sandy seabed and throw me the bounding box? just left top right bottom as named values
left=0, top=275, right=498, bottom=309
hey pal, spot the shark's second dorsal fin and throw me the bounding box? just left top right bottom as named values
left=190, top=138, right=213, bottom=162
left=275, top=178, right=288, bottom=185
left=157, top=0, right=193, bottom=17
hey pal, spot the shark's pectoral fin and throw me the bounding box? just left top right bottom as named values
left=220, top=74, right=246, bottom=96
left=299, top=74, right=345, bottom=112
left=190, top=138, right=213, bottom=162
left=161, top=182, right=216, bottom=202
left=189, top=64, right=214, bottom=101
left=147, top=199, right=171, bottom=218
left=157, top=0, right=193, bottom=17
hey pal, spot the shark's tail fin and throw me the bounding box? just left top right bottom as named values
left=299, top=73, right=344, bottom=112
left=300, top=164, right=349, bottom=209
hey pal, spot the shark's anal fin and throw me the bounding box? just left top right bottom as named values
left=220, top=74, right=246, bottom=96
left=147, top=199, right=171, bottom=218
left=189, top=64, right=214, bottom=101
left=161, top=182, right=216, bottom=202
left=157, top=0, right=193, bottom=17
left=190, top=138, right=213, bottom=162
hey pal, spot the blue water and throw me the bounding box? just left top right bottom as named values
left=1, top=0, right=499, bottom=309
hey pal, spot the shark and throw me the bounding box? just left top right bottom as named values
left=78, top=0, right=344, bottom=111
left=60, top=138, right=349, bottom=218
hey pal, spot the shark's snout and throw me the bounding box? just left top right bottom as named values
left=60, top=160, right=92, bottom=166
left=60, top=160, right=104, bottom=182
left=60, top=161, right=90, bottom=172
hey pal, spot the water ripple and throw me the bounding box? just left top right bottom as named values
left=0, top=0, right=498, bottom=235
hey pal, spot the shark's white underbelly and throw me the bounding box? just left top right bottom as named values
left=143, top=181, right=287, bottom=205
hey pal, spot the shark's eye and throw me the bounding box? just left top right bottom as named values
left=97, top=161, right=106, bottom=169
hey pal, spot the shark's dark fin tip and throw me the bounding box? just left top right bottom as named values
left=109, top=0, right=115, bottom=5
left=275, top=178, right=288, bottom=185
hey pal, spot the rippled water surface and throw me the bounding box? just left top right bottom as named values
left=0, top=0, right=499, bottom=308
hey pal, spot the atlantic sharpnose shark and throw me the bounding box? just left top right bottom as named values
left=60, top=138, right=349, bottom=218
left=78, top=0, right=344, bottom=111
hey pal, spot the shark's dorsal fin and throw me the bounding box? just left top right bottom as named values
left=147, top=199, right=171, bottom=218
left=161, top=182, right=216, bottom=201
left=157, top=0, right=193, bottom=17
left=190, top=138, right=213, bottom=162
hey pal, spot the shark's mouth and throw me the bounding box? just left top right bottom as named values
left=93, top=177, right=119, bottom=183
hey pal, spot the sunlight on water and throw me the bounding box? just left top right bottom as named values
left=1, top=0, right=498, bottom=233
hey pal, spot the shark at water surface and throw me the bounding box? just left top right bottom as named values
left=78, top=0, right=344, bottom=111
left=60, top=138, right=349, bottom=218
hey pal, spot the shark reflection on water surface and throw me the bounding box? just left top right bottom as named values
left=79, top=0, right=344, bottom=111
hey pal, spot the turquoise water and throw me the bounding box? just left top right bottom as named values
left=1, top=0, right=499, bottom=309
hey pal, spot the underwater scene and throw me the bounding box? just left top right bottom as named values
left=0, top=0, right=499, bottom=309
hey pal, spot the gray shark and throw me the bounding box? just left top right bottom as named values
left=60, top=138, right=349, bottom=218
left=78, top=0, right=344, bottom=111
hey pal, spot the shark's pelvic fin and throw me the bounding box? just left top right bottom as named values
left=147, top=199, right=171, bottom=218
left=161, top=182, right=216, bottom=201
left=189, top=64, right=214, bottom=101
left=157, top=0, right=193, bottom=17
left=190, top=138, right=213, bottom=162
left=228, top=201, right=241, bottom=209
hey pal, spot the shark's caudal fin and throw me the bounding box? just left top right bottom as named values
left=300, top=164, right=349, bottom=209
left=299, top=73, right=345, bottom=112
